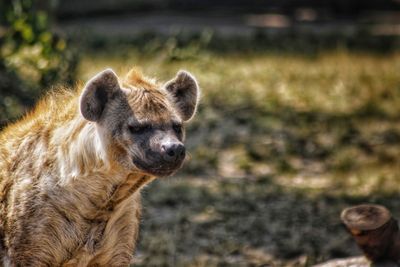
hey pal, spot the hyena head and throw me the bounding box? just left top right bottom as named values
left=79, top=68, right=199, bottom=176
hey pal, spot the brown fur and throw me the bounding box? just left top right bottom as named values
left=0, top=68, right=199, bottom=266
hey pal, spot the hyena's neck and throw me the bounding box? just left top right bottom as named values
left=51, top=115, right=152, bottom=217
left=52, top=116, right=116, bottom=184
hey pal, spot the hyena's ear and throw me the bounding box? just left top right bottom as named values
left=164, top=70, right=199, bottom=121
left=80, top=69, right=120, bottom=122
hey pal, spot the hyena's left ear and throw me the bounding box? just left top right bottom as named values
left=164, top=70, right=200, bottom=121
left=80, top=69, right=120, bottom=122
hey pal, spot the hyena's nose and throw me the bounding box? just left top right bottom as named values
left=161, top=143, right=186, bottom=163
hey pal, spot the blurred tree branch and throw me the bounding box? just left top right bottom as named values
left=0, top=0, right=78, bottom=128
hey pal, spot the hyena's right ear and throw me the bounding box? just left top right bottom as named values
left=80, top=69, right=120, bottom=122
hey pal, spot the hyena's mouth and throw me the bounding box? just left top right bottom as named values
left=132, top=158, right=184, bottom=177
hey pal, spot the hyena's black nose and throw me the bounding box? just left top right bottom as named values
left=161, top=143, right=186, bottom=163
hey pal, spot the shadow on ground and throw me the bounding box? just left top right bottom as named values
left=135, top=104, right=400, bottom=266
left=136, top=175, right=399, bottom=267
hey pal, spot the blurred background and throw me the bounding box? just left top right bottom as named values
left=1, top=0, right=400, bottom=266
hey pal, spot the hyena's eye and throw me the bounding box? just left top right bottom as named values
left=129, top=124, right=152, bottom=135
left=172, top=123, right=183, bottom=135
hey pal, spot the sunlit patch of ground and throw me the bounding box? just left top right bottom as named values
left=78, top=49, right=400, bottom=266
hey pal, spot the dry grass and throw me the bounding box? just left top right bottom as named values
left=78, top=48, right=400, bottom=266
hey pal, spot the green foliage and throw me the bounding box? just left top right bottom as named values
left=0, top=0, right=78, bottom=126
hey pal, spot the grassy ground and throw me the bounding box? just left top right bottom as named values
left=78, top=47, right=400, bottom=266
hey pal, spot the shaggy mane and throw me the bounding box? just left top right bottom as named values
left=0, top=68, right=163, bottom=139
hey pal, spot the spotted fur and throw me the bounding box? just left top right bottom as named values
left=0, top=68, right=199, bottom=266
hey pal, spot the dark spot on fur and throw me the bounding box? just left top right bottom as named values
left=111, top=121, right=124, bottom=137
left=0, top=226, right=5, bottom=259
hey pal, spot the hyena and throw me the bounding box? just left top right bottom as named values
left=0, top=68, right=199, bottom=266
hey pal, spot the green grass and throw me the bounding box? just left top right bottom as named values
left=78, top=47, right=400, bottom=266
